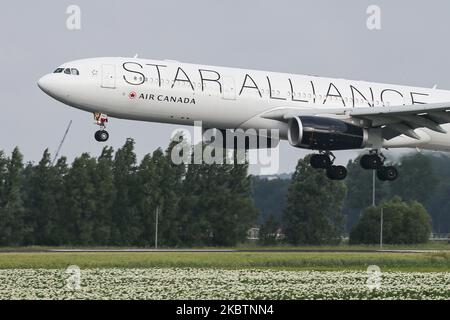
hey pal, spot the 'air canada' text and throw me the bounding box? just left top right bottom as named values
left=139, top=93, right=196, bottom=104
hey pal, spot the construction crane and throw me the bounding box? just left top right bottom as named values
left=52, top=120, right=72, bottom=165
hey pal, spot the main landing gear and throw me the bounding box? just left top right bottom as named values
left=94, top=113, right=109, bottom=142
left=310, top=152, right=347, bottom=180
left=309, top=150, right=398, bottom=181
left=360, top=150, right=398, bottom=181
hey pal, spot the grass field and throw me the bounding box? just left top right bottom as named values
left=1, top=242, right=449, bottom=252
left=0, top=251, right=449, bottom=272
left=0, top=249, right=449, bottom=299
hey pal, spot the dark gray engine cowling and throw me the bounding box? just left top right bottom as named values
left=287, top=116, right=367, bottom=150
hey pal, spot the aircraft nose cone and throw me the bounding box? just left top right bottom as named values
left=37, top=74, right=53, bottom=93
left=37, top=73, right=68, bottom=101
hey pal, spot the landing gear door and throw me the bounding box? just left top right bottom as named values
left=101, top=64, right=116, bottom=89
left=222, top=76, right=236, bottom=100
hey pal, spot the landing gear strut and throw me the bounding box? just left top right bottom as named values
left=360, top=150, right=398, bottom=181
left=310, top=151, right=347, bottom=180
left=94, top=113, right=109, bottom=142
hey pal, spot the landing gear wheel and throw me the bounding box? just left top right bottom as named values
left=326, top=165, right=347, bottom=180
left=310, top=154, right=332, bottom=169
left=93, top=113, right=109, bottom=142
left=95, top=130, right=109, bottom=142
left=360, top=154, right=383, bottom=170
left=377, top=166, right=398, bottom=181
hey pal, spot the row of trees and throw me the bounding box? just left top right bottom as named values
left=0, top=139, right=257, bottom=246
left=258, top=154, right=434, bottom=245
left=344, top=152, right=448, bottom=233
left=253, top=152, right=449, bottom=237
left=0, top=138, right=439, bottom=246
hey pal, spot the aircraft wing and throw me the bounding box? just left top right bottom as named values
left=261, top=102, right=450, bottom=140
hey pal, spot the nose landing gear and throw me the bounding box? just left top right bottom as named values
left=310, top=151, right=347, bottom=180
left=94, top=113, right=109, bottom=142
left=360, top=150, right=398, bottom=181
left=95, top=130, right=109, bottom=142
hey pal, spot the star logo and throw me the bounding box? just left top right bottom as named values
left=129, top=91, right=137, bottom=99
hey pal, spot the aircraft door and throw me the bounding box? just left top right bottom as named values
left=101, top=64, right=116, bottom=89
left=222, top=76, right=236, bottom=100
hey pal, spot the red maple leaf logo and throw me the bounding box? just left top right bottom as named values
left=129, top=91, right=137, bottom=99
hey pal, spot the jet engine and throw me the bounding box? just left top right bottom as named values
left=287, top=116, right=368, bottom=150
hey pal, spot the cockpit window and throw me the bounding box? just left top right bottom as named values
left=55, top=67, right=80, bottom=75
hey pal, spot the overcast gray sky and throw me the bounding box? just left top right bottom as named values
left=1, top=0, right=449, bottom=173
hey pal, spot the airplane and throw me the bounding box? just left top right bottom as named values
left=37, top=57, right=450, bottom=181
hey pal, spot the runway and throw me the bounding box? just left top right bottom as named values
left=1, top=248, right=448, bottom=254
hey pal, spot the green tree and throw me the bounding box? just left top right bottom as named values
left=135, top=152, right=159, bottom=246
left=92, top=147, right=115, bottom=245
left=22, top=149, right=67, bottom=245
left=0, top=148, right=26, bottom=245
left=390, top=153, right=438, bottom=204
left=179, top=145, right=258, bottom=246
left=282, top=155, right=347, bottom=245
left=135, top=141, right=185, bottom=247
left=259, top=213, right=279, bottom=245
left=343, top=156, right=389, bottom=231
left=111, top=139, right=141, bottom=245
left=62, top=153, right=97, bottom=244
left=178, top=151, right=208, bottom=246
left=349, top=197, right=431, bottom=244
left=419, top=153, right=450, bottom=233
left=251, top=177, right=289, bottom=224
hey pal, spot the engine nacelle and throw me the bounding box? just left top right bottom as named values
left=287, top=116, right=368, bottom=150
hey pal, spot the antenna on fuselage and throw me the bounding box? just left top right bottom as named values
left=52, top=120, right=72, bottom=165
left=133, top=53, right=139, bottom=58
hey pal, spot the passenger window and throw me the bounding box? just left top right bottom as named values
left=71, top=68, right=79, bottom=75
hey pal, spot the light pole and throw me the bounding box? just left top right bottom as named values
left=155, top=206, right=159, bottom=249
left=380, top=207, right=384, bottom=249
left=372, top=170, right=376, bottom=207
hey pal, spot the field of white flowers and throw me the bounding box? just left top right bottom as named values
left=0, top=268, right=448, bottom=300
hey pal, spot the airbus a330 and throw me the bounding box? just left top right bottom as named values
left=38, top=57, right=450, bottom=181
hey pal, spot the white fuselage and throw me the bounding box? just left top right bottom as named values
left=37, top=57, right=450, bottom=151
